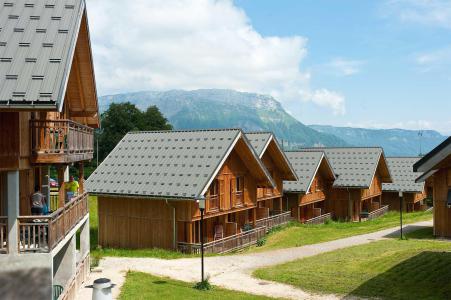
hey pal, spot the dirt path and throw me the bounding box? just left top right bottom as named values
left=77, top=221, right=432, bottom=300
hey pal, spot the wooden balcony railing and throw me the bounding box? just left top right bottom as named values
left=235, top=191, right=244, bottom=207
left=255, top=211, right=292, bottom=231
left=207, top=195, right=220, bottom=212
left=18, top=192, right=88, bottom=253
left=366, top=205, right=389, bottom=221
left=30, top=119, right=94, bottom=163
left=178, top=226, right=267, bottom=254
left=0, top=217, right=7, bottom=254
left=59, top=254, right=90, bottom=300
left=304, top=213, right=331, bottom=225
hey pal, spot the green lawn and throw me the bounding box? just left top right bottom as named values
left=254, top=228, right=451, bottom=300
left=249, top=210, right=432, bottom=252
left=89, top=196, right=195, bottom=266
left=119, top=271, right=274, bottom=300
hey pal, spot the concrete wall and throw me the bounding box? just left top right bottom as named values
left=0, top=253, right=52, bottom=300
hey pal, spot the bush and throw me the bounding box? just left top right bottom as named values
left=242, top=223, right=253, bottom=232
left=194, top=278, right=211, bottom=291
left=256, top=237, right=267, bottom=247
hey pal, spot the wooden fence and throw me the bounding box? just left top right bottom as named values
left=178, top=226, right=267, bottom=254
left=255, top=211, right=292, bottom=231
left=30, top=119, right=94, bottom=158
left=18, top=193, right=88, bottom=253
left=304, top=212, right=332, bottom=225
left=0, top=217, right=7, bottom=253
left=59, top=254, right=90, bottom=300
left=367, top=205, right=389, bottom=221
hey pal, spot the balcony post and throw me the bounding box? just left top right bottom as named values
left=78, top=162, right=84, bottom=193
left=7, top=170, right=19, bottom=254
left=57, top=166, right=68, bottom=208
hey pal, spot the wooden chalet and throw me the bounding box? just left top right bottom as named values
left=245, top=132, right=297, bottom=229
left=382, top=157, right=428, bottom=212
left=414, top=136, right=451, bottom=238
left=284, top=151, right=336, bottom=224
left=87, top=129, right=276, bottom=254
left=303, top=147, right=392, bottom=221
left=0, top=0, right=98, bottom=299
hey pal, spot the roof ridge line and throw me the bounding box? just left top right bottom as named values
left=127, top=128, right=242, bottom=134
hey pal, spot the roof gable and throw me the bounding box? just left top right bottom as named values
left=383, top=157, right=424, bottom=193
left=0, top=0, right=98, bottom=124
left=283, top=151, right=334, bottom=193
left=245, top=132, right=297, bottom=181
left=87, top=129, right=274, bottom=200
left=414, top=136, right=451, bottom=173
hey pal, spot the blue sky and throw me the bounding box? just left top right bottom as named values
left=88, top=0, right=451, bottom=135
left=234, top=0, right=451, bottom=134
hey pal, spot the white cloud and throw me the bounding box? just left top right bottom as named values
left=86, top=0, right=345, bottom=115
left=301, top=89, right=346, bottom=115
left=328, top=58, right=364, bottom=76
left=414, top=46, right=451, bottom=71
left=384, top=0, right=451, bottom=28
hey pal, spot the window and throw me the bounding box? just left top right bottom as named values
left=236, top=176, right=244, bottom=193
left=208, top=180, right=219, bottom=211
left=209, top=179, right=218, bottom=197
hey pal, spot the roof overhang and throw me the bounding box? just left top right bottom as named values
left=415, top=169, right=438, bottom=183
left=264, top=137, right=298, bottom=181
left=199, top=131, right=276, bottom=196
left=414, top=136, right=451, bottom=172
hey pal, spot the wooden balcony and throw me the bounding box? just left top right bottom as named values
left=304, top=213, right=331, bottom=225
left=178, top=226, right=267, bottom=254
left=30, top=119, right=94, bottom=164
left=362, top=205, right=389, bottom=221
left=17, top=192, right=88, bottom=253
left=0, top=217, right=7, bottom=254
left=255, top=210, right=292, bottom=231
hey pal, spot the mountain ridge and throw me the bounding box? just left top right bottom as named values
left=100, top=89, right=349, bottom=148
left=99, top=89, right=447, bottom=155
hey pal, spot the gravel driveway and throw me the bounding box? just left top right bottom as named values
left=77, top=221, right=432, bottom=300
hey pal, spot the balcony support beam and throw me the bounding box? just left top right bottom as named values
left=7, top=170, right=19, bottom=254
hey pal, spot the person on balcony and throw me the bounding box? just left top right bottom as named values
left=65, top=176, right=79, bottom=202
left=31, top=187, right=46, bottom=215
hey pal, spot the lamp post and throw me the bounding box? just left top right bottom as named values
left=197, top=196, right=206, bottom=282
left=399, top=191, right=403, bottom=239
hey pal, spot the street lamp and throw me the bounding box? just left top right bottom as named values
left=197, top=195, right=206, bottom=282
left=399, top=191, right=403, bottom=239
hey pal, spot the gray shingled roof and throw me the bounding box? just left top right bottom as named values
left=245, top=132, right=272, bottom=157
left=0, top=0, right=84, bottom=109
left=86, top=129, right=274, bottom=200
left=302, top=147, right=385, bottom=188
left=383, top=157, right=424, bottom=193
left=283, top=151, right=324, bottom=193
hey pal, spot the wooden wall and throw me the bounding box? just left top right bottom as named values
left=98, top=196, right=196, bottom=249
left=327, top=188, right=362, bottom=221
left=433, top=167, right=451, bottom=238
left=258, top=152, right=283, bottom=198
left=361, top=172, right=382, bottom=200
left=0, top=172, right=5, bottom=216
left=382, top=191, right=424, bottom=212
left=203, top=149, right=257, bottom=216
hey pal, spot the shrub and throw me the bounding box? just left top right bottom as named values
left=256, top=236, right=267, bottom=247
left=194, top=278, right=211, bottom=291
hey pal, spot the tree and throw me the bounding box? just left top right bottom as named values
left=96, top=102, right=172, bottom=165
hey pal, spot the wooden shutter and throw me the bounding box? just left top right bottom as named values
left=219, top=179, right=225, bottom=210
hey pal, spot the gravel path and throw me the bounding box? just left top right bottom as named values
left=77, top=221, right=432, bottom=300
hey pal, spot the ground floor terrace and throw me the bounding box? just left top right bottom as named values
left=382, top=191, right=428, bottom=212
left=285, top=193, right=331, bottom=225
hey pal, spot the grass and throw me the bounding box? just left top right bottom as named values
left=88, top=196, right=196, bottom=266
left=247, top=210, right=433, bottom=252
left=254, top=228, right=451, bottom=299
left=119, top=271, right=274, bottom=300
